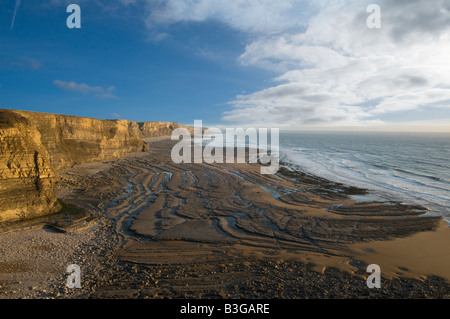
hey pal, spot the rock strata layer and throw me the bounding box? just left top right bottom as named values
left=0, top=108, right=191, bottom=222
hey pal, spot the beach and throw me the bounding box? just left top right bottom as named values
left=0, top=137, right=448, bottom=299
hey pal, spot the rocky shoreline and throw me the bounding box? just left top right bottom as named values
left=0, top=138, right=448, bottom=299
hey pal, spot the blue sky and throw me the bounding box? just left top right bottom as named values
left=2, top=0, right=450, bottom=131
left=1, top=0, right=275, bottom=124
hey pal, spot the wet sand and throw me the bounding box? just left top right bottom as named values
left=0, top=137, right=448, bottom=299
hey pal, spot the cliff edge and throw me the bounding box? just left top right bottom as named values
left=0, top=108, right=192, bottom=223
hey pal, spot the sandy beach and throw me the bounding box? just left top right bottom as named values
left=0, top=137, right=448, bottom=299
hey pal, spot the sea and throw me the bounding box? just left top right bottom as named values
left=280, top=132, right=450, bottom=225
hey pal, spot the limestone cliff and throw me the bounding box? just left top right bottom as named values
left=0, top=108, right=192, bottom=223
left=0, top=110, right=59, bottom=222
left=13, top=111, right=147, bottom=172
left=137, top=121, right=193, bottom=138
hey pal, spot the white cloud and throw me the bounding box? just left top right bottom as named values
left=144, top=0, right=313, bottom=34
left=10, top=0, right=22, bottom=31
left=222, top=0, right=450, bottom=127
left=119, top=0, right=137, bottom=5
left=53, top=80, right=117, bottom=99
left=141, top=0, right=316, bottom=42
left=142, top=0, right=450, bottom=128
left=1, top=56, right=43, bottom=70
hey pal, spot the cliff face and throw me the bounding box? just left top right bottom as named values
left=0, top=110, right=59, bottom=222
left=13, top=111, right=147, bottom=172
left=0, top=108, right=191, bottom=223
left=137, top=121, right=194, bottom=138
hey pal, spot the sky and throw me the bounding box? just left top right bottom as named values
left=1, top=0, right=450, bottom=132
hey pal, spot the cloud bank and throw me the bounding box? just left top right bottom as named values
left=145, top=0, right=450, bottom=128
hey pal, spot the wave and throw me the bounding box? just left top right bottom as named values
left=281, top=143, right=450, bottom=220
left=391, top=167, right=450, bottom=185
